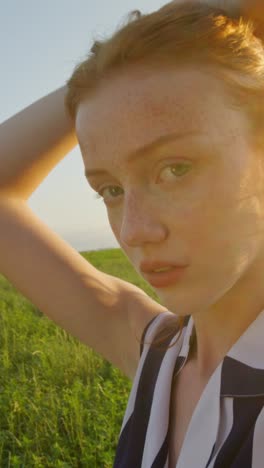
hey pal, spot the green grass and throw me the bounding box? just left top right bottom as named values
left=0, top=248, right=159, bottom=467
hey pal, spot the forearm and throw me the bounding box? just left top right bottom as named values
left=0, top=85, right=78, bottom=200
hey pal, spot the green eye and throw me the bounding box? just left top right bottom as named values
left=159, top=162, right=191, bottom=181
left=104, top=186, right=123, bottom=197
left=96, top=185, right=124, bottom=204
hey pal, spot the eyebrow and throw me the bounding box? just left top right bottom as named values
left=84, top=130, right=202, bottom=179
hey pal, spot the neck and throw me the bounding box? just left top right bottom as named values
left=189, top=270, right=264, bottom=381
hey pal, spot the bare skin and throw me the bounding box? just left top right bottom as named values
left=76, top=63, right=264, bottom=382
left=1, top=2, right=264, bottom=464
left=75, top=56, right=264, bottom=463
left=1, top=3, right=264, bottom=464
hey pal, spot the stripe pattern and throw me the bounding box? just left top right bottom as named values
left=113, top=309, right=264, bottom=467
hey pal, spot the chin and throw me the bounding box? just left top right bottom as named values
left=156, top=293, right=186, bottom=316
left=156, top=284, right=203, bottom=317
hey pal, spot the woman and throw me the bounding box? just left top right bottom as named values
left=0, top=1, right=263, bottom=466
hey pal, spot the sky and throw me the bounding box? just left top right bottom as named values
left=1, top=0, right=167, bottom=252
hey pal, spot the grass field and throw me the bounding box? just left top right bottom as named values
left=0, top=248, right=160, bottom=467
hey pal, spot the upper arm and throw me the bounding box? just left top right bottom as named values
left=0, top=197, right=166, bottom=380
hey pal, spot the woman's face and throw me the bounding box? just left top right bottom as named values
left=76, top=64, right=264, bottom=316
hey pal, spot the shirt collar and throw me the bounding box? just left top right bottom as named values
left=185, top=309, right=264, bottom=397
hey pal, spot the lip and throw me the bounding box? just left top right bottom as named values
left=139, top=260, right=188, bottom=288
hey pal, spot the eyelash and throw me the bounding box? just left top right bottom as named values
left=94, top=187, right=123, bottom=201
left=94, top=161, right=192, bottom=204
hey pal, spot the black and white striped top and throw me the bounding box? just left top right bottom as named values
left=113, top=309, right=264, bottom=468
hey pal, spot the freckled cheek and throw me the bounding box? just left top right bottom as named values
left=173, top=202, right=222, bottom=249
left=107, top=212, right=123, bottom=241
left=173, top=206, right=205, bottom=239
left=108, top=214, right=133, bottom=257
left=183, top=200, right=243, bottom=256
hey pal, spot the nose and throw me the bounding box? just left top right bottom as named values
left=119, top=190, right=168, bottom=247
